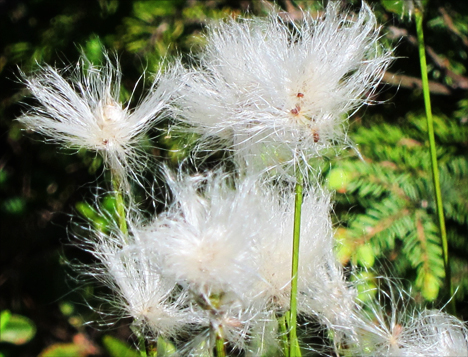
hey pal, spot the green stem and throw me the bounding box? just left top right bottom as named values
left=139, top=336, right=148, bottom=357
left=278, top=313, right=290, bottom=357
left=415, top=8, right=454, bottom=313
left=215, top=327, right=226, bottom=357
left=148, top=339, right=158, bottom=357
left=289, top=169, right=303, bottom=357
left=111, top=175, right=128, bottom=236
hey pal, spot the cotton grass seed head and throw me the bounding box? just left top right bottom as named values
left=248, top=186, right=336, bottom=313
left=354, top=307, right=468, bottom=356
left=85, top=223, right=191, bottom=340
left=344, top=280, right=468, bottom=356
left=399, top=310, right=468, bottom=357
left=143, top=169, right=340, bottom=318
left=143, top=170, right=258, bottom=299
left=176, top=2, right=392, bottom=174
left=18, top=53, right=178, bottom=184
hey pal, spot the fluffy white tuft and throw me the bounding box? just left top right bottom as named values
left=140, top=169, right=350, bottom=348
left=143, top=169, right=342, bottom=314
left=144, top=171, right=258, bottom=298
left=175, top=2, right=392, bottom=174
left=399, top=310, right=468, bottom=356
left=85, top=221, right=192, bottom=339
left=344, top=281, right=468, bottom=356
left=19, top=54, right=179, bottom=184
left=248, top=186, right=338, bottom=313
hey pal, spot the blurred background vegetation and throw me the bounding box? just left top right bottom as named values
left=0, top=0, right=467, bottom=356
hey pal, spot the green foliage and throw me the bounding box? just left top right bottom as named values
left=121, top=1, right=184, bottom=69
left=382, top=0, right=428, bottom=20
left=102, top=335, right=140, bottom=357
left=156, top=336, right=177, bottom=357
left=76, top=194, right=118, bottom=233
left=329, top=113, right=468, bottom=301
left=38, top=333, right=99, bottom=357
left=39, top=343, right=86, bottom=357
left=1, top=197, right=26, bottom=215
left=0, top=311, right=36, bottom=345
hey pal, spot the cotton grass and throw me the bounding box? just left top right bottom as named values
left=19, top=54, right=179, bottom=187
left=175, top=2, right=392, bottom=176
left=16, top=2, right=466, bottom=356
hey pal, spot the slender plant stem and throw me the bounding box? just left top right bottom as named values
left=148, top=339, right=158, bottom=357
left=205, top=294, right=226, bottom=357
left=289, top=168, right=303, bottom=357
left=111, top=174, right=128, bottom=236
left=278, top=313, right=290, bottom=357
left=415, top=8, right=454, bottom=313
left=215, top=327, right=226, bottom=357
left=139, top=336, right=148, bottom=357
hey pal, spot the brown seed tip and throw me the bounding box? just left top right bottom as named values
left=313, top=131, right=320, bottom=143
left=290, top=105, right=301, bottom=115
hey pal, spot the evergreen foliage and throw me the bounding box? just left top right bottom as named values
left=331, top=113, right=468, bottom=302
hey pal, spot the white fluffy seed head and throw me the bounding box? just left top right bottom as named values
left=184, top=295, right=258, bottom=352
left=143, top=169, right=342, bottom=318
left=399, top=310, right=468, bottom=357
left=175, top=2, right=393, bottom=175
left=83, top=220, right=191, bottom=339
left=18, top=53, right=179, bottom=184
left=144, top=170, right=260, bottom=298
left=77, top=170, right=355, bottom=349
left=345, top=281, right=415, bottom=356
left=247, top=185, right=351, bottom=318
left=344, top=280, right=468, bottom=357
left=141, top=171, right=277, bottom=349
left=300, top=260, right=357, bottom=334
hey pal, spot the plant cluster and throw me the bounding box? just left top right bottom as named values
left=5, top=1, right=468, bottom=356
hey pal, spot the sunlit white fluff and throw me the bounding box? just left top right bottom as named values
left=144, top=171, right=258, bottom=298
left=301, top=259, right=357, bottom=339
left=345, top=281, right=415, bottom=355
left=185, top=295, right=258, bottom=353
left=398, top=310, right=468, bottom=356
left=347, top=282, right=468, bottom=356
left=176, top=2, right=392, bottom=174
left=85, top=221, right=191, bottom=339
left=141, top=170, right=270, bottom=349
left=248, top=186, right=338, bottom=313
left=19, top=54, right=178, bottom=185
left=146, top=168, right=354, bottom=326
left=235, top=180, right=355, bottom=353
left=144, top=169, right=342, bottom=316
